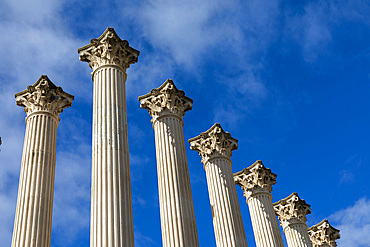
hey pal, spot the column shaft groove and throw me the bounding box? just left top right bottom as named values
left=284, top=224, right=312, bottom=247
left=153, top=116, right=199, bottom=247
left=205, top=158, right=248, bottom=247
left=91, top=67, right=134, bottom=247
left=247, top=193, right=284, bottom=247
left=12, top=114, right=58, bottom=247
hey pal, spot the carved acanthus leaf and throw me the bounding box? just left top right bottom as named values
left=273, top=192, right=311, bottom=228
left=78, top=27, right=139, bottom=71
left=308, top=219, right=340, bottom=247
left=189, top=123, right=238, bottom=163
left=15, top=75, right=74, bottom=117
left=138, top=79, right=193, bottom=122
left=234, top=160, right=277, bottom=198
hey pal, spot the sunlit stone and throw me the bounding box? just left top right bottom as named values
left=189, top=123, right=248, bottom=247
left=308, top=219, right=340, bottom=247
left=78, top=27, right=139, bottom=247
left=274, top=192, right=313, bottom=247
left=234, top=160, right=284, bottom=247
left=139, top=79, right=199, bottom=247
left=12, top=75, right=73, bottom=247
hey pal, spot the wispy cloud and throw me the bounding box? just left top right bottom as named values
left=329, top=197, right=370, bottom=246
left=127, top=0, right=280, bottom=128
left=51, top=148, right=91, bottom=246
left=134, top=230, right=157, bottom=247
left=339, top=170, right=355, bottom=184
left=0, top=0, right=91, bottom=246
left=284, top=0, right=370, bottom=62
left=133, top=0, right=243, bottom=66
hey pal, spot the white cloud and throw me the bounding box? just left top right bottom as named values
left=135, top=0, right=242, bottom=66
left=134, top=230, right=157, bottom=247
left=0, top=0, right=91, bottom=246
left=0, top=194, right=16, bottom=246
left=284, top=0, right=370, bottom=62
left=132, top=0, right=280, bottom=68
left=284, top=2, right=332, bottom=62
left=126, top=53, right=176, bottom=102
left=339, top=170, right=355, bottom=183
left=329, top=197, right=370, bottom=246
left=51, top=148, right=91, bottom=246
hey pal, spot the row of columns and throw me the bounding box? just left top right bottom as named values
left=139, top=77, right=340, bottom=247
left=11, top=27, right=341, bottom=247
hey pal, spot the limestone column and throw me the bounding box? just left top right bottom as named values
left=274, top=192, right=312, bottom=247
left=12, top=75, right=74, bottom=247
left=234, top=160, right=284, bottom=247
left=78, top=28, right=140, bottom=247
left=138, top=79, right=199, bottom=247
left=308, top=219, right=340, bottom=247
left=189, top=123, right=248, bottom=247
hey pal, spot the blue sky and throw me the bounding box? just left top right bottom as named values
left=0, top=0, right=369, bottom=246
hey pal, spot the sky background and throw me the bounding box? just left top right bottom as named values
left=0, top=0, right=369, bottom=246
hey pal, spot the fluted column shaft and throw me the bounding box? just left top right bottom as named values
left=153, top=115, right=199, bottom=247
left=12, top=75, right=73, bottom=247
left=204, top=157, right=247, bottom=247
left=139, top=79, right=199, bottom=247
left=78, top=28, right=139, bottom=247
left=274, top=192, right=312, bottom=247
left=189, top=123, right=248, bottom=247
left=12, top=113, right=58, bottom=247
left=91, top=66, right=133, bottom=247
left=247, top=192, right=284, bottom=247
left=234, top=161, right=284, bottom=247
left=284, top=223, right=312, bottom=247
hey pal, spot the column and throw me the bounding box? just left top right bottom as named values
left=12, top=75, right=74, bottom=247
left=308, top=219, right=340, bottom=247
left=274, top=192, right=312, bottom=247
left=78, top=27, right=140, bottom=247
left=138, top=79, right=199, bottom=247
left=189, top=123, right=248, bottom=247
left=234, top=160, right=284, bottom=247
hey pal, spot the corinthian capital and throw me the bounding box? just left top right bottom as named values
left=138, top=79, right=193, bottom=122
left=274, top=192, right=311, bottom=228
left=15, top=75, right=74, bottom=118
left=234, top=160, right=277, bottom=198
left=78, top=27, right=140, bottom=71
left=188, top=123, right=238, bottom=164
left=308, top=219, right=340, bottom=247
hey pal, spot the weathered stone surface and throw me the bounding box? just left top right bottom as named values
left=234, top=160, right=277, bottom=199
left=139, top=80, right=199, bottom=247
left=189, top=123, right=238, bottom=163
left=308, top=219, right=340, bottom=247
left=12, top=76, right=73, bottom=247
left=78, top=27, right=139, bottom=71
left=139, top=79, right=193, bottom=123
left=274, top=193, right=312, bottom=247
left=234, top=161, right=284, bottom=247
left=189, top=124, right=248, bottom=247
left=15, top=75, right=73, bottom=117
left=79, top=28, right=139, bottom=247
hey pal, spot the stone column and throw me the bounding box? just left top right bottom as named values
left=78, top=28, right=140, bottom=247
left=308, top=219, right=340, bottom=247
left=189, top=123, right=248, bottom=247
left=234, top=160, right=284, bottom=247
left=138, top=79, right=199, bottom=247
left=12, top=75, right=74, bottom=247
left=274, top=192, right=312, bottom=247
